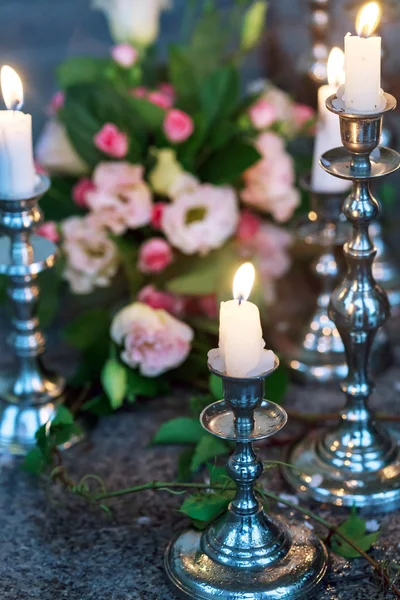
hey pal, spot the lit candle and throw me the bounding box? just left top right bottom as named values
left=343, top=2, right=383, bottom=112
left=311, top=48, right=351, bottom=193
left=212, top=263, right=275, bottom=378
left=0, top=66, right=35, bottom=197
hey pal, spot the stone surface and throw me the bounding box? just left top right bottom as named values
left=0, top=322, right=400, bottom=599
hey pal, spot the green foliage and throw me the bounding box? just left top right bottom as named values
left=152, top=417, right=204, bottom=445
left=58, top=57, right=112, bottom=88
left=23, top=406, right=81, bottom=475
left=190, top=435, right=229, bottom=472
left=209, top=374, right=223, bottom=400
left=331, top=509, right=380, bottom=559
left=199, top=140, right=261, bottom=184
left=180, top=491, right=233, bottom=529
left=39, top=177, right=84, bottom=222
left=63, top=308, right=111, bottom=385
left=101, top=359, right=127, bottom=409
left=266, top=361, right=289, bottom=404
left=241, top=1, right=268, bottom=51
left=37, top=258, right=65, bottom=328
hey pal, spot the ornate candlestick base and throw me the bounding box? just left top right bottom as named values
left=283, top=93, right=400, bottom=512
left=165, top=357, right=328, bottom=599
left=0, top=176, right=74, bottom=455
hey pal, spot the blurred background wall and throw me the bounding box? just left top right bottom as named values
left=0, top=0, right=399, bottom=139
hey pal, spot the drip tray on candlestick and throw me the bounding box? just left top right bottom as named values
left=200, top=399, right=287, bottom=441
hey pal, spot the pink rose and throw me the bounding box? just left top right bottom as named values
left=249, top=99, right=278, bottom=130
left=292, top=103, right=315, bottom=130
left=138, top=238, right=173, bottom=274
left=37, top=221, right=60, bottom=243
left=48, top=91, right=65, bottom=115
left=94, top=123, right=128, bottom=158
left=159, top=83, right=175, bottom=102
left=151, top=202, right=167, bottom=229
left=86, top=162, right=152, bottom=234
left=237, top=210, right=261, bottom=241
left=148, top=91, right=173, bottom=110
left=111, top=302, right=193, bottom=377
left=138, top=285, right=184, bottom=316
left=131, top=87, right=148, bottom=99
left=72, top=177, right=95, bottom=208
left=163, top=109, right=194, bottom=144
left=111, top=43, right=138, bottom=68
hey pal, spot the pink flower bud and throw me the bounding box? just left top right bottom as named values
left=111, top=43, right=138, bottom=68
left=163, top=109, right=194, bottom=144
left=138, top=238, right=173, bottom=274
left=94, top=123, right=128, bottom=158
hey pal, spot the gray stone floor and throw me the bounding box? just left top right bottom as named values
left=0, top=331, right=400, bottom=599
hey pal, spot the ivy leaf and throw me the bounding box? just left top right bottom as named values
left=127, top=370, right=168, bottom=399
left=209, top=374, right=223, bottom=400
left=82, top=395, right=114, bottom=417
left=331, top=512, right=380, bottom=559
left=23, top=447, right=48, bottom=475
left=101, top=359, right=127, bottom=410
left=152, top=417, right=204, bottom=445
left=191, top=434, right=229, bottom=472
left=180, top=491, right=232, bottom=529
left=51, top=405, right=74, bottom=426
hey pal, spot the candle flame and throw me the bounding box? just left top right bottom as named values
left=233, top=263, right=255, bottom=302
left=1, top=65, right=23, bottom=110
left=327, top=47, right=345, bottom=88
left=356, top=2, right=381, bottom=37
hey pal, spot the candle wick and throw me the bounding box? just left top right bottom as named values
left=360, top=24, right=369, bottom=38
left=238, top=296, right=244, bottom=306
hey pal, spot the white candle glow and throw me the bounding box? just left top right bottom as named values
left=0, top=65, right=36, bottom=197
left=311, top=48, right=351, bottom=193
left=343, top=2, right=383, bottom=113
left=218, top=263, right=274, bottom=378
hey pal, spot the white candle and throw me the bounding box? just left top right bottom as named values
left=343, top=2, right=382, bottom=112
left=218, top=263, right=274, bottom=378
left=311, top=48, right=351, bottom=193
left=0, top=66, right=35, bottom=197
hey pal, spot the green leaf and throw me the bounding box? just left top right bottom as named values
left=241, top=1, right=268, bottom=51
left=209, top=374, right=223, bottom=400
left=207, top=463, right=230, bottom=486
left=23, top=447, right=48, bottom=474
left=189, top=395, right=213, bottom=417
left=180, top=491, right=232, bottom=528
left=200, top=67, right=240, bottom=127
left=51, top=423, right=81, bottom=446
left=331, top=512, right=380, bottom=559
left=51, top=405, right=74, bottom=426
left=127, top=369, right=167, bottom=398
left=191, top=434, right=229, bottom=472
left=101, top=359, right=127, bottom=409
left=39, top=177, right=83, bottom=222
left=37, top=259, right=64, bottom=328
left=152, top=417, right=204, bottom=445
left=199, top=140, right=261, bottom=184
left=82, top=395, right=114, bottom=417
left=111, top=236, right=144, bottom=298
left=57, top=57, right=111, bottom=88
left=167, top=246, right=236, bottom=296
left=128, top=97, right=165, bottom=131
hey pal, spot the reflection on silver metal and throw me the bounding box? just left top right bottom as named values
left=165, top=358, right=328, bottom=599
left=284, top=177, right=349, bottom=383
left=370, top=221, right=400, bottom=317
left=283, top=93, right=400, bottom=511
left=308, top=0, right=331, bottom=83
left=0, top=175, right=70, bottom=455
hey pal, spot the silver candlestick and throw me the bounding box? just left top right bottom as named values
left=283, top=178, right=349, bottom=383
left=283, top=93, right=400, bottom=512
left=0, top=175, right=69, bottom=455
left=308, top=0, right=331, bottom=83
left=165, top=356, right=328, bottom=599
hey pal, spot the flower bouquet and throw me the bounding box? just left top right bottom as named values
left=33, top=0, right=314, bottom=409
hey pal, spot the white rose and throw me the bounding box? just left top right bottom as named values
left=93, top=0, right=172, bottom=47
left=35, top=120, right=88, bottom=176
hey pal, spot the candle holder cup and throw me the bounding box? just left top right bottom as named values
left=0, top=175, right=79, bottom=455
left=283, top=93, right=400, bottom=512
left=165, top=356, right=328, bottom=599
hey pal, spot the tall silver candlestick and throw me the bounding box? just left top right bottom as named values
left=283, top=93, right=400, bottom=511
left=284, top=179, right=349, bottom=383
left=165, top=357, right=328, bottom=599
left=0, top=175, right=69, bottom=455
